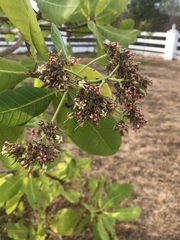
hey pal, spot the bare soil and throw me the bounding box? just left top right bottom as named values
left=69, top=56, right=180, bottom=240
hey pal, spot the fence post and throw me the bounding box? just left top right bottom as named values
left=164, top=24, right=179, bottom=60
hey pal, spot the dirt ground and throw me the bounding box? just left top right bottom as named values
left=69, top=56, right=180, bottom=240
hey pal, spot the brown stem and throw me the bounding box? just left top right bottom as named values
left=0, top=32, right=24, bottom=57
left=40, top=22, right=87, bottom=31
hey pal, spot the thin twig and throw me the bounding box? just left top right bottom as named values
left=0, top=27, right=19, bottom=34
left=0, top=32, right=24, bottom=57
left=0, top=169, right=17, bottom=175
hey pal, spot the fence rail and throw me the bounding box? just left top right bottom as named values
left=0, top=24, right=180, bottom=60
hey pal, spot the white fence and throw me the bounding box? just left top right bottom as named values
left=129, top=24, right=180, bottom=60
left=0, top=25, right=180, bottom=60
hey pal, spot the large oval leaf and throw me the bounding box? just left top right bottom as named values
left=88, top=21, right=104, bottom=49
left=68, top=114, right=121, bottom=156
left=0, top=87, right=55, bottom=127
left=95, top=0, right=128, bottom=24
left=80, top=0, right=98, bottom=20
left=51, top=23, right=69, bottom=59
left=0, top=126, right=24, bottom=149
left=38, top=0, right=79, bottom=24
left=97, top=24, right=139, bottom=47
left=0, top=58, right=28, bottom=92
left=0, top=0, right=48, bottom=61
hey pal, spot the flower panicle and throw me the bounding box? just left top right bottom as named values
left=1, top=121, right=63, bottom=172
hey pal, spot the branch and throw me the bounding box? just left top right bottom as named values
left=40, top=22, right=88, bottom=31
left=0, top=27, right=19, bottom=34
left=0, top=169, right=17, bottom=175
left=0, top=32, right=24, bottom=57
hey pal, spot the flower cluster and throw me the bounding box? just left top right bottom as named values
left=32, top=51, right=79, bottom=92
left=2, top=121, right=63, bottom=172
left=68, top=81, right=117, bottom=126
left=104, top=42, right=152, bottom=133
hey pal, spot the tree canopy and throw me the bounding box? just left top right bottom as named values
left=125, top=0, right=169, bottom=31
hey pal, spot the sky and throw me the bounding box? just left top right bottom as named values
left=30, top=0, right=39, bottom=12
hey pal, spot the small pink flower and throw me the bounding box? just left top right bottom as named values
left=89, top=114, right=98, bottom=122
left=94, top=85, right=101, bottom=94
left=31, top=128, right=39, bottom=136
left=84, top=84, right=92, bottom=92
left=68, top=57, right=79, bottom=66
left=125, top=89, right=132, bottom=97
left=49, top=56, right=57, bottom=64
left=37, top=153, right=47, bottom=161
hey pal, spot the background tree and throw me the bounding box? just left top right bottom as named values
left=159, top=0, right=180, bottom=30
left=124, top=0, right=169, bottom=31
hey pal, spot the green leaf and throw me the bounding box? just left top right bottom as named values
left=61, top=112, right=121, bottom=156
left=50, top=208, right=82, bottom=236
left=80, top=0, right=90, bottom=20
left=0, top=154, right=22, bottom=172
left=104, top=206, right=141, bottom=222
left=97, top=24, right=139, bottom=47
left=67, top=5, right=86, bottom=23
left=4, top=34, right=15, bottom=44
left=0, top=173, right=25, bottom=204
left=93, top=221, right=102, bottom=240
left=101, top=214, right=118, bottom=240
left=75, top=215, right=91, bottom=237
left=0, top=126, right=24, bottom=150
left=76, top=157, right=91, bottom=170
left=20, top=58, right=35, bottom=70
left=103, top=183, right=133, bottom=208
left=5, top=183, right=26, bottom=215
left=25, top=175, right=44, bottom=210
left=38, top=0, right=79, bottom=24
left=0, top=58, right=28, bottom=92
left=88, top=178, right=98, bottom=196
left=66, top=158, right=77, bottom=180
left=0, top=86, right=55, bottom=127
left=118, top=19, right=135, bottom=30
left=97, top=216, right=109, bottom=240
left=95, top=0, right=128, bottom=24
left=40, top=175, right=61, bottom=205
left=7, top=220, right=28, bottom=239
left=88, top=21, right=104, bottom=49
left=97, top=175, right=105, bottom=208
left=36, top=218, right=48, bottom=238
left=60, top=189, right=80, bottom=204
left=81, top=202, right=97, bottom=220
left=0, top=0, right=48, bottom=61
left=51, top=23, right=69, bottom=59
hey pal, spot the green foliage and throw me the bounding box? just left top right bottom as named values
left=0, top=153, right=140, bottom=239
left=0, top=126, right=24, bottom=149
left=0, top=1, right=150, bottom=239
left=38, top=0, right=79, bottom=24
left=0, top=58, right=28, bottom=92
left=125, top=0, right=169, bottom=31
left=51, top=23, right=69, bottom=59
left=0, top=87, right=55, bottom=126
left=0, top=0, right=48, bottom=61
left=97, top=25, right=139, bottom=47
